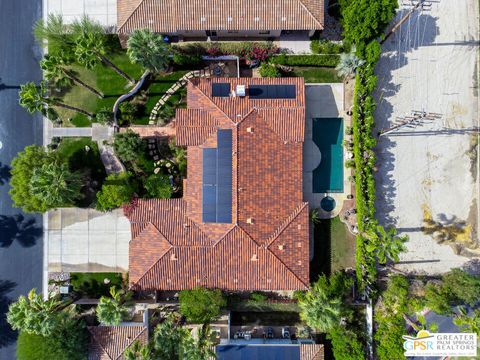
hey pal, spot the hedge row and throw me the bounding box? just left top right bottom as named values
left=269, top=54, right=340, bottom=67
left=310, top=39, right=350, bottom=54
left=352, top=42, right=382, bottom=288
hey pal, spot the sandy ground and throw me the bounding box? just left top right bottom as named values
left=374, top=0, right=479, bottom=274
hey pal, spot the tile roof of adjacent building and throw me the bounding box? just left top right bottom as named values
left=300, top=344, right=325, bottom=360
left=127, top=77, right=309, bottom=291
left=87, top=325, right=148, bottom=360
left=117, top=0, right=324, bottom=34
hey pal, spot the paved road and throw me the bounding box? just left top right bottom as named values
left=0, top=0, right=44, bottom=358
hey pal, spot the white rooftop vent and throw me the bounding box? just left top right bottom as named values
left=236, top=85, right=246, bottom=97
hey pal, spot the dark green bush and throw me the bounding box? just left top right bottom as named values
left=269, top=54, right=340, bottom=67
left=172, top=53, right=203, bottom=67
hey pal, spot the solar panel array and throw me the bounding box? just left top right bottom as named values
left=212, top=83, right=231, bottom=97
left=248, top=84, right=296, bottom=99
left=202, top=129, right=233, bottom=223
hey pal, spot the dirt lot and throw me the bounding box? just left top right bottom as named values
left=374, top=0, right=479, bottom=274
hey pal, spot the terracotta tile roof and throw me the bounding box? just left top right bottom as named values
left=300, top=344, right=325, bottom=360
left=117, top=0, right=324, bottom=34
left=127, top=77, right=309, bottom=291
left=88, top=325, right=148, bottom=360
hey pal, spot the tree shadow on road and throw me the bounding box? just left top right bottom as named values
left=0, top=214, right=42, bottom=248
left=0, top=162, right=12, bottom=185
left=0, top=279, right=18, bottom=349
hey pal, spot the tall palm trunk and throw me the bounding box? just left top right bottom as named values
left=63, top=69, right=104, bottom=98
left=97, top=53, right=135, bottom=83
left=52, top=100, right=95, bottom=118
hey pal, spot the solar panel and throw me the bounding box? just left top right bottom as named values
left=212, top=83, right=230, bottom=97
left=248, top=84, right=296, bottom=99
left=202, top=129, right=232, bottom=223
left=216, top=130, right=232, bottom=223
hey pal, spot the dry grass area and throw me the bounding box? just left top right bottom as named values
left=374, top=0, right=479, bottom=274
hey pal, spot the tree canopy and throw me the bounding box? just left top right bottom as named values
left=327, top=326, right=365, bottom=360
left=113, top=130, right=146, bottom=163
left=144, top=174, right=172, bottom=199
left=9, top=145, right=57, bottom=213
left=340, top=0, right=398, bottom=46
left=179, top=288, right=226, bottom=324
left=7, top=289, right=62, bottom=336
left=96, top=172, right=136, bottom=211
left=298, top=272, right=353, bottom=333
left=127, top=29, right=171, bottom=73
left=96, top=286, right=131, bottom=325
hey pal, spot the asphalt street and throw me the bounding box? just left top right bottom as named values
left=0, top=0, right=44, bottom=358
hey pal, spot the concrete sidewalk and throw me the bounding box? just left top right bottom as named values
left=45, top=0, right=117, bottom=28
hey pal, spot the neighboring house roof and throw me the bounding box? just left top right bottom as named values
left=127, top=77, right=309, bottom=291
left=215, top=344, right=324, bottom=360
left=88, top=325, right=148, bottom=360
left=117, top=0, right=324, bottom=34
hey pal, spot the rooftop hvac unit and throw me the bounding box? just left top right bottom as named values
left=236, top=85, right=246, bottom=97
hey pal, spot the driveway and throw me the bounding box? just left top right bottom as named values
left=0, top=0, right=44, bottom=358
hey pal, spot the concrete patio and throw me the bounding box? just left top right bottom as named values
left=44, top=0, right=117, bottom=28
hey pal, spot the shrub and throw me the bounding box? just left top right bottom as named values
left=144, top=174, right=172, bottom=199
left=96, top=107, right=114, bottom=125
left=113, top=129, right=146, bottom=163
left=310, top=39, right=345, bottom=54
left=118, top=101, right=139, bottom=126
left=345, top=159, right=356, bottom=168
left=269, top=54, right=340, bottom=67
left=327, top=326, right=365, bottom=360
left=96, top=172, right=137, bottom=211
left=173, top=41, right=278, bottom=61
left=259, top=63, right=281, bottom=78
left=172, top=53, right=202, bottom=67
left=250, top=292, right=268, bottom=302
left=179, top=288, right=226, bottom=324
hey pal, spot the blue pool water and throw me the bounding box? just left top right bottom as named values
left=312, top=118, right=344, bottom=193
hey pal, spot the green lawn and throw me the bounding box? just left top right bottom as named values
left=310, top=216, right=356, bottom=281
left=70, top=272, right=123, bottom=298
left=134, top=71, right=189, bottom=125
left=291, top=67, right=342, bottom=83
left=56, top=138, right=106, bottom=207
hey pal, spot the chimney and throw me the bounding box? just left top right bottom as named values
left=170, top=253, right=178, bottom=261
left=251, top=254, right=258, bottom=261
left=278, top=245, right=285, bottom=251
left=246, top=218, right=254, bottom=224
left=246, top=127, right=254, bottom=133
left=296, top=242, right=302, bottom=248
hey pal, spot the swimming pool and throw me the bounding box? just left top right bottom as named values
left=312, top=118, right=344, bottom=193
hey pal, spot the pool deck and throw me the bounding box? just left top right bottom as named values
left=303, top=83, right=354, bottom=220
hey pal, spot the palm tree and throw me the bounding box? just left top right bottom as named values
left=127, top=29, right=171, bottom=73
left=30, top=162, right=84, bottom=209
left=336, top=47, right=366, bottom=79
left=33, top=14, right=74, bottom=55
left=299, top=275, right=344, bottom=333
left=19, top=82, right=94, bottom=118
left=96, top=286, right=131, bottom=326
left=71, top=16, right=135, bottom=83
left=124, top=341, right=153, bottom=360
left=6, top=289, right=62, bottom=336
left=41, top=54, right=104, bottom=98
left=364, top=224, right=408, bottom=265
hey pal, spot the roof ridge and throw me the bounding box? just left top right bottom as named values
left=298, top=0, right=323, bottom=27
left=133, top=247, right=174, bottom=287
left=266, top=202, right=308, bottom=247
left=188, top=79, right=236, bottom=125
left=117, top=0, right=147, bottom=32
left=265, top=244, right=310, bottom=288
left=113, top=327, right=148, bottom=360
left=88, top=327, right=115, bottom=360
